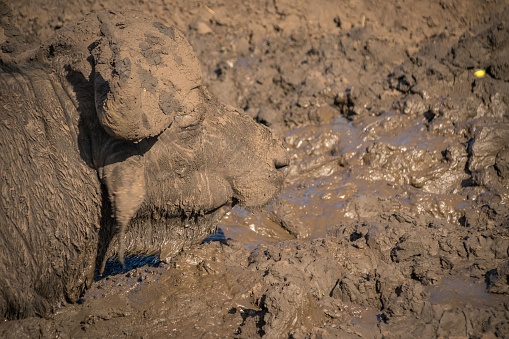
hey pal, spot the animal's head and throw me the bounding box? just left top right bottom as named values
left=87, top=12, right=288, bottom=259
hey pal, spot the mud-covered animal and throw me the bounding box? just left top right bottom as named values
left=0, top=10, right=288, bottom=320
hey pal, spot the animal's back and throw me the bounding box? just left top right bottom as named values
left=0, top=64, right=101, bottom=319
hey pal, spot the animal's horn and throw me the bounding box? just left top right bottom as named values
left=91, top=12, right=202, bottom=141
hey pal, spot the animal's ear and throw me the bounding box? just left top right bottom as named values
left=100, top=155, right=146, bottom=262
left=102, top=156, right=146, bottom=226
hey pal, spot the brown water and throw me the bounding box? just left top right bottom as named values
left=429, top=276, right=507, bottom=309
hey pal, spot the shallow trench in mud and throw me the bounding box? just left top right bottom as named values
left=2, top=0, right=509, bottom=338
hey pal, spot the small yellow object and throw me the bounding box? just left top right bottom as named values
left=474, top=69, right=486, bottom=78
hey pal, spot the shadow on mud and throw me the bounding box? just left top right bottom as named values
left=95, top=255, right=162, bottom=280
left=95, top=228, right=228, bottom=280
left=202, top=227, right=228, bottom=244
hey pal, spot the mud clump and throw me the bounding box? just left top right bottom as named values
left=2, top=0, right=509, bottom=338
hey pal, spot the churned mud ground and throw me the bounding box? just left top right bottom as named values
left=2, top=0, right=509, bottom=337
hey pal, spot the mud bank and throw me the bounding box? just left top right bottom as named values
left=2, top=0, right=509, bottom=338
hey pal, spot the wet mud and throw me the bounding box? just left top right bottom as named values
left=2, top=0, right=509, bottom=337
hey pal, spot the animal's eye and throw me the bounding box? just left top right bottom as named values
left=174, top=104, right=205, bottom=130
left=175, top=113, right=200, bottom=129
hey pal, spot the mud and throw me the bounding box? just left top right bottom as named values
left=1, top=0, right=509, bottom=337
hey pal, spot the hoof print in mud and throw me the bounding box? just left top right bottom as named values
left=0, top=10, right=288, bottom=320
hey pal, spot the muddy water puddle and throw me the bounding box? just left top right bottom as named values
left=429, top=276, right=508, bottom=309
left=218, top=206, right=294, bottom=248
left=220, top=115, right=469, bottom=244
left=217, top=113, right=509, bottom=329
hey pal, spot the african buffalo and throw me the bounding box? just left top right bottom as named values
left=0, top=10, right=288, bottom=319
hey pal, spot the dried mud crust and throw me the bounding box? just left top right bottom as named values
left=2, top=0, right=509, bottom=338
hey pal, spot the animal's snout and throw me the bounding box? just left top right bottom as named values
left=274, top=155, right=290, bottom=170
left=270, top=138, right=290, bottom=173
